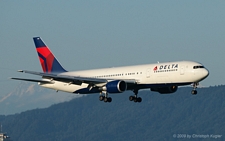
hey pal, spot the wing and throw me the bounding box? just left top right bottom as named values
left=12, top=70, right=137, bottom=86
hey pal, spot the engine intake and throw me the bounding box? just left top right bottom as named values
left=151, top=86, right=178, bottom=94
left=102, top=80, right=127, bottom=93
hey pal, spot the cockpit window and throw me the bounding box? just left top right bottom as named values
left=193, top=66, right=204, bottom=69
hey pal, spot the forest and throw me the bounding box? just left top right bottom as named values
left=0, top=85, right=224, bottom=141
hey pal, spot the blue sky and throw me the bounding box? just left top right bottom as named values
left=0, top=1, right=225, bottom=96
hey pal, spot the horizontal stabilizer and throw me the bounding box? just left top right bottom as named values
left=10, top=77, right=53, bottom=84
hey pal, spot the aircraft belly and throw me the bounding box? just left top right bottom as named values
left=141, top=75, right=171, bottom=84
left=139, top=72, right=194, bottom=86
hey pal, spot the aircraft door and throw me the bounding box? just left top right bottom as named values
left=146, top=68, right=151, bottom=78
left=180, top=66, right=185, bottom=75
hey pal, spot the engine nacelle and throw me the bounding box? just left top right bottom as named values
left=102, top=80, right=127, bottom=93
left=151, top=86, right=178, bottom=94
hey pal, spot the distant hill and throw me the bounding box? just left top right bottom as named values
left=0, top=85, right=225, bottom=141
left=0, top=82, right=79, bottom=115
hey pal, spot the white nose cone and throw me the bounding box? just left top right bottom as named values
left=202, top=68, right=209, bottom=79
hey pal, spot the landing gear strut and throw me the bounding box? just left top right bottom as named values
left=129, top=89, right=142, bottom=103
left=99, top=92, right=112, bottom=103
left=191, top=82, right=199, bottom=95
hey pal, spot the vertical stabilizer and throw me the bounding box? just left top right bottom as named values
left=33, top=37, right=67, bottom=73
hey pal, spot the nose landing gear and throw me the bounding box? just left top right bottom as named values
left=191, top=82, right=199, bottom=95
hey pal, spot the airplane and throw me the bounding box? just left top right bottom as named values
left=11, top=37, right=209, bottom=103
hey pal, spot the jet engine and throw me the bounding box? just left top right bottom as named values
left=151, top=86, right=178, bottom=94
left=102, top=80, right=127, bottom=93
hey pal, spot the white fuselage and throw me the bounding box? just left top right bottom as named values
left=39, top=61, right=209, bottom=94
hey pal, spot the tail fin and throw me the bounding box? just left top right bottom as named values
left=33, top=37, right=67, bottom=73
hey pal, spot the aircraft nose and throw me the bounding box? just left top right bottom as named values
left=202, top=68, right=209, bottom=78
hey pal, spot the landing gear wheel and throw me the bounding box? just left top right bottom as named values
left=107, top=97, right=112, bottom=102
left=99, top=95, right=104, bottom=101
left=191, top=90, right=197, bottom=95
left=129, top=96, right=135, bottom=101
left=137, top=97, right=142, bottom=102
left=104, top=97, right=108, bottom=102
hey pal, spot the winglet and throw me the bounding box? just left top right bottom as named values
left=33, top=37, right=67, bottom=73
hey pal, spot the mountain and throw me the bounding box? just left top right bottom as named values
left=0, top=82, right=80, bottom=115
left=0, top=85, right=225, bottom=141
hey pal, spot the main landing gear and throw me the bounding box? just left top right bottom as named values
left=99, top=92, right=112, bottom=103
left=99, top=89, right=142, bottom=103
left=129, top=89, right=142, bottom=103
left=191, top=82, right=199, bottom=95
